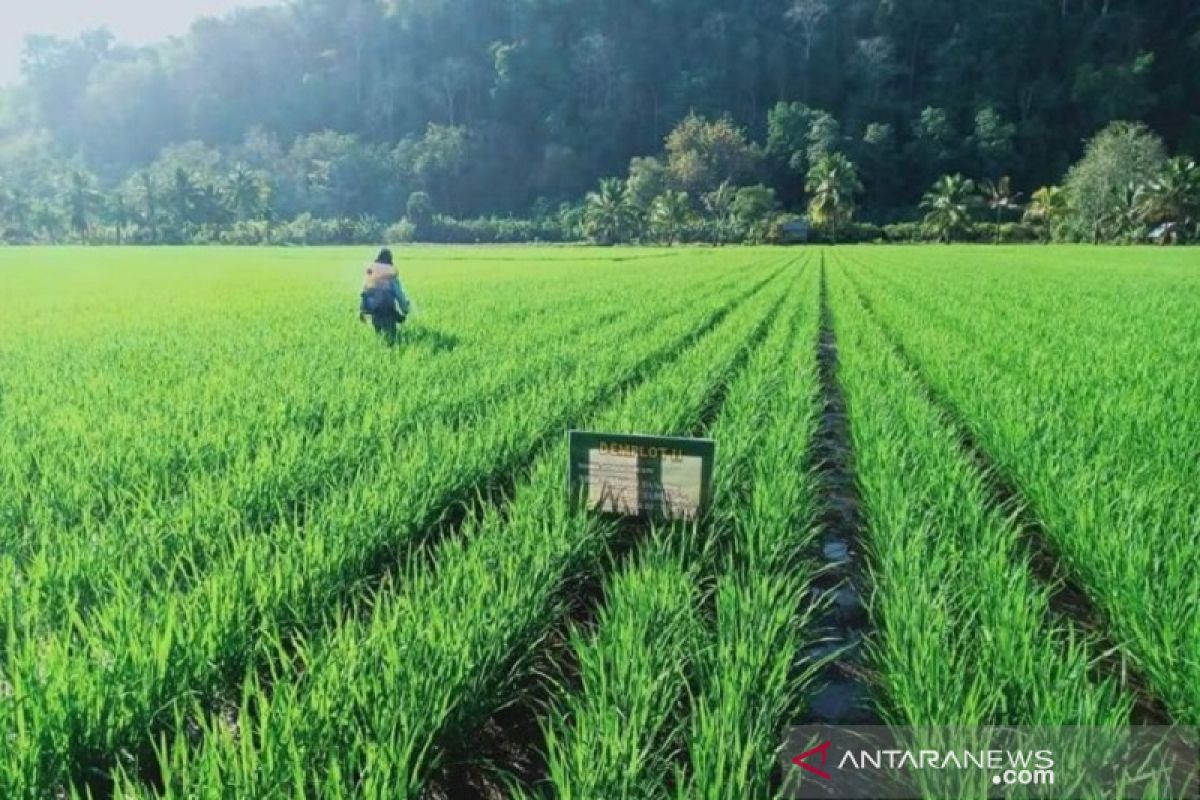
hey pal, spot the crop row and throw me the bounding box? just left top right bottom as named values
left=0, top=254, right=789, bottom=798
left=825, top=256, right=1178, bottom=797
left=0, top=256, right=745, bottom=647
left=0, top=250, right=683, bottom=543
left=532, top=260, right=824, bottom=799
left=838, top=248, right=1198, bottom=724
left=108, top=256, right=807, bottom=797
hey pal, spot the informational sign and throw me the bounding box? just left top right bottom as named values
left=567, top=431, right=716, bottom=521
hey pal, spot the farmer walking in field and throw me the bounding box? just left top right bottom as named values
left=360, top=248, right=411, bottom=346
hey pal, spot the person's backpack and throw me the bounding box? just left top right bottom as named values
left=360, top=286, right=393, bottom=315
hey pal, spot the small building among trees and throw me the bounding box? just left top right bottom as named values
left=1148, top=222, right=1182, bottom=245
left=779, top=218, right=810, bottom=243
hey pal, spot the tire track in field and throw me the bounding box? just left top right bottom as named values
left=96, top=259, right=793, bottom=800
left=836, top=259, right=1174, bottom=727
left=424, top=260, right=805, bottom=800
left=795, top=254, right=880, bottom=728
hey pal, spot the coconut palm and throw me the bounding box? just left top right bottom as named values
left=1138, top=157, right=1200, bottom=236
left=225, top=163, right=271, bottom=221
left=920, top=173, right=977, bottom=243
left=105, top=191, right=132, bottom=245
left=134, top=172, right=161, bottom=243
left=649, top=190, right=692, bottom=246
left=30, top=200, right=65, bottom=243
left=0, top=185, right=32, bottom=239
left=1023, top=185, right=1069, bottom=243
left=805, top=152, right=862, bottom=244
left=1099, top=182, right=1147, bottom=243
left=583, top=178, right=637, bottom=245
left=168, top=168, right=202, bottom=234
left=702, top=179, right=737, bottom=244
left=978, top=176, right=1023, bottom=244
left=65, top=170, right=101, bottom=243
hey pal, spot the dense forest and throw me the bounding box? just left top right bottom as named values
left=0, top=0, right=1198, bottom=244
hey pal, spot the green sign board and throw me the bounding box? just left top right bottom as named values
left=567, top=431, right=716, bottom=521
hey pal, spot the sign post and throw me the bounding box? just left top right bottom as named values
left=567, top=431, right=716, bottom=521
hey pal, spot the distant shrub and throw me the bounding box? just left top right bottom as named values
left=998, top=222, right=1038, bottom=243
left=273, top=213, right=324, bottom=245
left=842, top=221, right=883, bottom=243
left=676, top=218, right=724, bottom=244
left=879, top=220, right=1037, bottom=244
left=220, top=220, right=272, bottom=245
left=385, top=219, right=417, bottom=244
left=803, top=220, right=881, bottom=243
left=882, top=222, right=928, bottom=242
left=266, top=214, right=383, bottom=245
left=423, top=215, right=574, bottom=244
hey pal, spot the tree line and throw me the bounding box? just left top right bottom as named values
left=578, top=115, right=1199, bottom=245
left=0, top=0, right=1197, bottom=245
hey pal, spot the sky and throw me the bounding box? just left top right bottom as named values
left=0, top=0, right=285, bottom=86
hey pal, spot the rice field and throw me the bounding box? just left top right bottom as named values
left=0, top=245, right=1196, bottom=798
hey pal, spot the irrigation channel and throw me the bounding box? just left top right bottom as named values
left=798, top=257, right=878, bottom=727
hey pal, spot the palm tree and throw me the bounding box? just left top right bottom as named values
left=106, top=191, right=131, bottom=245
left=1023, top=186, right=1069, bottom=243
left=168, top=169, right=201, bottom=238
left=30, top=200, right=65, bottom=244
left=1, top=186, right=32, bottom=240
left=135, top=172, right=161, bottom=243
left=1099, top=182, right=1147, bottom=243
left=805, top=153, right=862, bottom=244
left=1138, top=157, right=1200, bottom=237
left=702, top=179, right=736, bottom=245
left=978, top=176, right=1023, bottom=244
left=225, top=164, right=270, bottom=221
left=65, top=170, right=101, bottom=243
left=194, top=183, right=232, bottom=229
left=649, top=190, right=692, bottom=246
left=583, top=178, right=637, bottom=245
left=920, top=174, right=977, bottom=243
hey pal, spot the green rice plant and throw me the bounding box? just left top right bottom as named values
left=838, top=246, right=1199, bottom=723
left=533, top=264, right=824, bottom=799
left=1, top=243, right=1194, bottom=799
left=680, top=263, right=825, bottom=800
left=0, top=247, right=786, bottom=798
left=684, top=572, right=812, bottom=800
left=826, top=254, right=1161, bottom=798
left=827, top=253, right=1135, bottom=728
left=104, top=256, right=801, bottom=798
left=540, top=542, right=706, bottom=800
left=0, top=259, right=744, bottom=648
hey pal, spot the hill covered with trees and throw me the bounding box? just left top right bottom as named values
left=0, top=0, right=1197, bottom=244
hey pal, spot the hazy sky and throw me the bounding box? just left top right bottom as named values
left=0, top=0, right=285, bottom=86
